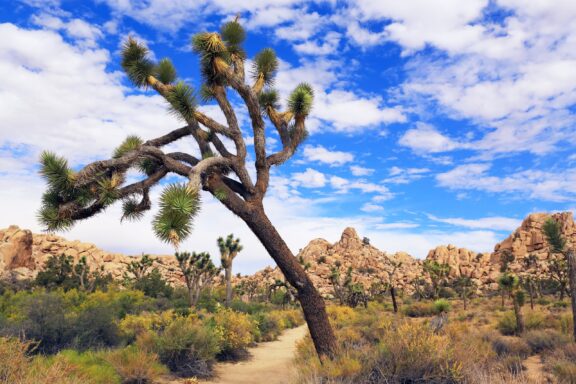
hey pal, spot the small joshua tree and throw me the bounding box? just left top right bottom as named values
left=384, top=259, right=402, bottom=313
left=498, top=273, right=525, bottom=334
left=217, top=234, right=243, bottom=307
left=520, top=254, right=539, bottom=310
left=423, top=260, right=450, bottom=299
left=544, top=218, right=576, bottom=342
left=36, top=19, right=336, bottom=357
left=175, top=251, right=220, bottom=307
left=454, top=274, right=475, bottom=310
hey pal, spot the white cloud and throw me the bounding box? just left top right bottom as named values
left=291, top=168, right=327, bottom=188
left=294, top=32, right=341, bottom=56
left=350, top=165, right=374, bottom=176
left=31, top=14, right=104, bottom=48
left=302, top=145, right=353, bottom=166
left=274, top=59, right=406, bottom=133
left=427, top=214, right=521, bottom=231
left=385, top=166, right=430, bottom=184
left=360, top=203, right=384, bottom=213
left=398, top=122, right=462, bottom=154
left=436, top=163, right=576, bottom=202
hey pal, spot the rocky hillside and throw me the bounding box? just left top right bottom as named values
left=237, top=212, right=576, bottom=296
left=1, top=212, right=574, bottom=296
left=0, top=226, right=184, bottom=285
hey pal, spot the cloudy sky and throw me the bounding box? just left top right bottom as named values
left=0, top=0, right=575, bottom=273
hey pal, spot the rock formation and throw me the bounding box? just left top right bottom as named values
left=1, top=212, right=574, bottom=298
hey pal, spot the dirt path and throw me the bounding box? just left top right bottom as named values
left=524, top=354, right=552, bottom=383
left=198, top=325, right=308, bottom=384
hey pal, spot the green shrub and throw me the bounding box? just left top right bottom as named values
left=133, top=268, right=173, bottom=299
left=19, top=292, right=72, bottom=354
left=433, top=299, right=451, bottom=314
left=536, top=297, right=551, bottom=306
left=402, top=302, right=436, bottom=317
left=72, top=303, right=120, bottom=350
left=491, top=336, right=530, bottom=358
left=211, top=308, right=257, bottom=358
left=252, top=312, right=282, bottom=342
left=524, top=311, right=546, bottom=330
left=497, top=311, right=517, bottom=336
left=500, top=355, right=524, bottom=376
left=145, top=316, right=219, bottom=378
left=438, top=287, right=457, bottom=299
left=56, top=350, right=120, bottom=384
left=524, top=329, right=567, bottom=353
left=104, top=346, right=166, bottom=384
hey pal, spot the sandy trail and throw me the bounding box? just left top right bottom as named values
left=199, top=325, right=308, bottom=384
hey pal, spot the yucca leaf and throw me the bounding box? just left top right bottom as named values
left=166, top=82, right=196, bottom=122
left=192, top=32, right=227, bottom=55
left=39, top=151, right=75, bottom=192
left=288, top=82, right=314, bottom=117
left=121, top=38, right=154, bottom=88
left=199, top=84, right=216, bottom=103
left=113, top=135, right=143, bottom=158
left=258, top=89, right=280, bottom=110
left=221, top=21, right=245, bottom=46
left=154, top=58, right=177, bottom=84
left=138, top=158, right=162, bottom=176
left=37, top=205, right=73, bottom=232
left=158, top=183, right=200, bottom=215
left=252, top=48, right=278, bottom=85
left=121, top=197, right=146, bottom=222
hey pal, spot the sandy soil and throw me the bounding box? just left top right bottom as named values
left=197, top=325, right=308, bottom=384
left=523, top=354, right=553, bottom=383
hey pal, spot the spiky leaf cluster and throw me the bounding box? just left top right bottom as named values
left=498, top=273, right=519, bottom=290
left=175, top=251, right=219, bottom=279
left=121, top=197, right=146, bottom=222
left=38, top=151, right=81, bottom=231
left=199, top=84, right=217, bottom=103
left=192, top=32, right=230, bottom=86
left=218, top=233, right=243, bottom=268
left=288, top=83, right=314, bottom=117
left=544, top=218, right=567, bottom=255
left=165, top=82, right=197, bottom=122
left=121, top=38, right=154, bottom=88
left=252, top=48, right=278, bottom=86
left=258, top=89, right=280, bottom=111
left=113, top=135, right=143, bottom=158
left=152, top=184, right=200, bottom=247
left=154, top=58, right=177, bottom=84
left=221, top=20, right=246, bottom=57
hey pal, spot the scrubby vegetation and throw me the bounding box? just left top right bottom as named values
left=293, top=296, right=575, bottom=384
left=0, top=249, right=304, bottom=382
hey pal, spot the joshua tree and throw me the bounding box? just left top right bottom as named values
left=423, top=260, right=450, bottom=299
left=36, top=20, right=337, bottom=357
left=175, top=251, right=220, bottom=307
left=499, top=249, right=515, bottom=273
left=217, top=234, right=243, bottom=307
left=383, top=259, right=402, bottom=313
left=544, top=218, right=576, bottom=342
left=498, top=273, right=525, bottom=334
left=520, top=254, right=539, bottom=310
left=454, top=274, right=476, bottom=310
left=123, top=254, right=154, bottom=282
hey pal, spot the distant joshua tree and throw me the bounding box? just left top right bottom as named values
left=218, top=234, right=243, bottom=307
left=36, top=19, right=336, bottom=357
left=498, top=273, right=525, bottom=335
left=175, top=251, right=219, bottom=307
left=544, top=218, right=576, bottom=342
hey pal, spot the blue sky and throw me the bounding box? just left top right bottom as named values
left=0, top=0, right=575, bottom=273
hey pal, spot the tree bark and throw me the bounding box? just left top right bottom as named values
left=567, top=250, right=576, bottom=343
left=225, top=266, right=233, bottom=308
left=390, top=286, right=398, bottom=313
left=242, top=205, right=337, bottom=359
left=463, top=290, right=468, bottom=310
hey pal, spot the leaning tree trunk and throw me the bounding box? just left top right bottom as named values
left=390, top=286, right=398, bottom=313
left=567, top=250, right=576, bottom=342
left=513, top=296, right=524, bottom=335
left=242, top=206, right=337, bottom=359
left=225, top=266, right=233, bottom=308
